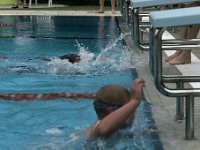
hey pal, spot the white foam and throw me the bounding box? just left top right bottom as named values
left=46, top=128, right=63, bottom=135
left=44, top=39, right=134, bottom=75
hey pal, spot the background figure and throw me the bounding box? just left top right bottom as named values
left=98, top=0, right=116, bottom=14
left=164, top=2, right=200, bottom=65
left=165, top=25, right=200, bottom=65
left=12, top=0, right=29, bottom=8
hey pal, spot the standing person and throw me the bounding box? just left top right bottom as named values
left=97, top=0, right=116, bottom=14
left=86, top=78, right=145, bottom=138
left=164, top=25, right=200, bottom=65
left=164, top=2, right=200, bottom=65
left=12, top=0, right=29, bottom=8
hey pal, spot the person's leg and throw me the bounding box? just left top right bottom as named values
left=164, top=3, right=188, bottom=63
left=16, top=0, right=19, bottom=5
left=23, top=0, right=28, bottom=5
left=164, top=26, right=188, bottom=62
left=98, top=0, right=105, bottom=13
left=23, top=0, right=29, bottom=8
left=168, top=25, right=200, bottom=65
left=111, top=0, right=116, bottom=14
left=164, top=50, right=182, bottom=62
left=12, top=0, right=19, bottom=8
left=167, top=2, right=200, bottom=65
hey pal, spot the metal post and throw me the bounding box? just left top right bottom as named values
left=153, top=29, right=163, bottom=83
left=185, top=95, right=194, bottom=140
left=139, top=27, right=144, bottom=44
left=133, top=9, right=140, bottom=47
left=149, top=26, right=154, bottom=75
left=130, top=8, right=135, bottom=39
left=176, top=81, right=184, bottom=120
left=125, top=0, right=130, bottom=25
left=119, top=0, right=124, bottom=15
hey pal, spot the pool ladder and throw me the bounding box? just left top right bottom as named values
left=149, top=27, right=200, bottom=140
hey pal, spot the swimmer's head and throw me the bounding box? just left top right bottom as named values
left=94, top=85, right=131, bottom=120
left=59, top=54, right=81, bottom=63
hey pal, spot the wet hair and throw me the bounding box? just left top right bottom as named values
left=59, top=54, right=80, bottom=63
left=94, top=85, right=131, bottom=119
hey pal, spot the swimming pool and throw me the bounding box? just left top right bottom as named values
left=0, top=16, right=163, bottom=149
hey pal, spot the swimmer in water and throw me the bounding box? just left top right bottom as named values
left=58, top=54, right=81, bottom=63
left=86, top=78, right=145, bottom=138
left=35, top=54, right=81, bottom=63
left=0, top=54, right=81, bottom=64
left=0, top=54, right=81, bottom=74
left=35, top=54, right=81, bottom=64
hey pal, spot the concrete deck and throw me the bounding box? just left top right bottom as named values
left=0, top=4, right=200, bottom=150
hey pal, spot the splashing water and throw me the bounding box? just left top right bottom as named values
left=103, top=33, right=124, bottom=53
left=75, top=40, right=95, bottom=62
left=44, top=38, right=134, bottom=75
left=1, top=34, right=134, bottom=76
left=95, top=33, right=126, bottom=61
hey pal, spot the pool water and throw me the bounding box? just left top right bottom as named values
left=0, top=16, right=163, bottom=150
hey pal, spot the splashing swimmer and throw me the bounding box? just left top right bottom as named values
left=0, top=54, right=81, bottom=74
left=0, top=54, right=81, bottom=64
left=86, top=78, right=145, bottom=138
left=58, top=54, right=81, bottom=63
left=35, top=54, right=81, bottom=63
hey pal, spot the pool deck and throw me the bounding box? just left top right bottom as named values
left=1, top=4, right=200, bottom=150
left=0, top=4, right=121, bottom=16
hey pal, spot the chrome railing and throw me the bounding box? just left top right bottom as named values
left=149, top=26, right=200, bottom=140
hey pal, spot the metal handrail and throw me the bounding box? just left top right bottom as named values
left=149, top=26, right=200, bottom=140
left=162, top=75, right=200, bottom=83
left=138, top=38, right=200, bottom=51
left=152, top=28, right=200, bottom=95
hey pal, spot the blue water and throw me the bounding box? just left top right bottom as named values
left=0, top=16, right=163, bottom=150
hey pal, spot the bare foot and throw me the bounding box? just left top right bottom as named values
left=96, top=10, right=104, bottom=13
left=168, top=51, right=191, bottom=65
left=23, top=5, right=29, bottom=8
left=164, top=50, right=182, bottom=62
left=12, top=5, right=19, bottom=9
left=112, top=9, right=116, bottom=14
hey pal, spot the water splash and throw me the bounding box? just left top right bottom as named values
left=75, top=40, right=95, bottom=62
left=95, top=33, right=126, bottom=62
left=103, top=33, right=124, bottom=53
left=44, top=39, right=134, bottom=75
left=1, top=35, right=134, bottom=75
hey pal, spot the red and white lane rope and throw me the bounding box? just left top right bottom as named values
left=0, top=92, right=96, bottom=101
